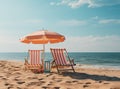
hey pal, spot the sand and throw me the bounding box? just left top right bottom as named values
left=0, top=60, right=120, bottom=89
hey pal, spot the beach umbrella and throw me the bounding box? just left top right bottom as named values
left=20, top=30, right=65, bottom=60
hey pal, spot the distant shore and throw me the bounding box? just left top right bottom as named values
left=0, top=60, right=120, bottom=89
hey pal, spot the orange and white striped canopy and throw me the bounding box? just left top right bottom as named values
left=20, top=30, right=65, bottom=44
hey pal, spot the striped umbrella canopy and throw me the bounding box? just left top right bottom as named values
left=20, top=30, right=65, bottom=44
left=20, top=30, right=65, bottom=60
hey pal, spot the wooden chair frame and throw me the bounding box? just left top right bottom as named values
left=50, top=48, right=75, bottom=73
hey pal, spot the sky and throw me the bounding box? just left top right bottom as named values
left=0, top=0, right=120, bottom=52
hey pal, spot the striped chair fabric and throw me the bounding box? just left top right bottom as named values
left=51, top=49, right=68, bottom=66
left=50, top=48, right=75, bottom=73
left=29, top=50, right=42, bottom=65
left=24, top=50, right=44, bottom=73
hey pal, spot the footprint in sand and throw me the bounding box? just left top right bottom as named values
left=47, top=83, right=52, bottom=86
left=72, top=80, right=78, bottom=83
left=26, top=81, right=45, bottom=86
left=96, top=80, right=103, bottom=83
left=85, top=82, right=91, bottom=84
left=17, top=81, right=25, bottom=84
left=82, top=82, right=92, bottom=88
left=42, top=86, right=60, bottom=89
left=110, top=88, right=120, bottom=89
left=27, top=76, right=38, bottom=79
left=47, top=81, right=55, bottom=86
left=54, top=87, right=60, bottom=89
left=2, top=77, right=8, bottom=80
left=66, top=81, right=72, bottom=83
left=46, top=74, right=50, bottom=77
left=38, top=78, right=44, bottom=80
left=7, top=86, right=14, bottom=89
left=4, top=82, right=10, bottom=86
left=26, top=82, right=37, bottom=86
left=0, top=76, right=3, bottom=78
left=0, top=76, right=4, bottom=80
left=83, top=84, right=89, bottom=88
left=56, top=80, right=62, bottom=82
left=42, top=86, right=50, bottom=89
left=49, top=81, right=53, bottom=83
left=40, top=80, right=46, bottom=83
left=5, top=83, right=14, bottom=89
left=14, top=78, right=22, bottom=81
left=46, top=73, right=53, bottom=77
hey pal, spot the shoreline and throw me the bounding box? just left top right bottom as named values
left=1, top=59, right=120, bottom=71
left=0, top=60, right=120, bottom=89
left=75, top=64, right=120, bottom=71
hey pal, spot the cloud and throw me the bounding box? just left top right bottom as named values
left=50, top=0, right=93, bottom=8
left=50, top=2, right=55, bottom=5
left=0, top=32, right=120, bottom=52
left=44, top=35, right=120, bottom=52
left=99, top=19, right=120, bottom=24
left=58, top=19, right=87, bottom=26
left=88, top=17, right=120, bottom=25
left=50, top=0, right=120, bottom=8
left=57, top=17, right=120, bottom=27
left=62, top=35, right=120, bottom=52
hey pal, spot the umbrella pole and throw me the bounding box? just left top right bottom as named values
left=42, top=44, right=45, bottom=66
left=43, top=44, right=45, bottom=60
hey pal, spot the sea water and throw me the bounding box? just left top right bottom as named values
left=0, top=52, right=120, bottom=70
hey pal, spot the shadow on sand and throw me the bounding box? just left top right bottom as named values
left=61, top=72, right=120, bottom=81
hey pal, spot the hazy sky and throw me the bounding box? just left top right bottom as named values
left=0, top=0, right=120, bottom=52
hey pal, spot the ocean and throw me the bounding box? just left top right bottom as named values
left=0, top=52, right=120, bottom=70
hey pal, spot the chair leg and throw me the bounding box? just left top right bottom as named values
left=56, top=66, right=60, bottom=73
left=71, top=65, right=75, bottom=72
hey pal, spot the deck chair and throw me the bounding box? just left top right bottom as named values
left=24, top=50, right=44, bottom=73
left=50, top=48, right=75, bottom=73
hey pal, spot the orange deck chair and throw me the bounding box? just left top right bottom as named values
left=50, top=48, right=75, bottom=73
left=24, top=50, right=44, bottom=72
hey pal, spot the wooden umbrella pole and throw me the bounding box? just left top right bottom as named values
left=43, top=44, right=45, bottom=66
left=43, top=44, right=45, bottom=60
left=42, top=29, right=45, bottom=67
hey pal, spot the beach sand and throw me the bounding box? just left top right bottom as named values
left=0, top=60, right=120, bottom=89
